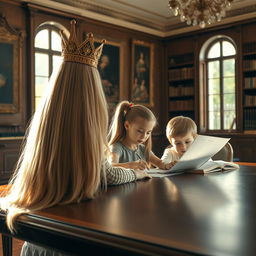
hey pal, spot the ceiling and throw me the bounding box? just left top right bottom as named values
left=24, top=0, right=256, bottom=37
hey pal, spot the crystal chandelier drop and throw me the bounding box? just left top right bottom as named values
left=168, top=0, right=234, bottom=28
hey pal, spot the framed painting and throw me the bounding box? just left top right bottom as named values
left=0, top=16, right=22, bottom=113
left=131, top=40, right=154, bottom=107
left=94, top=37, right=124, bottom=104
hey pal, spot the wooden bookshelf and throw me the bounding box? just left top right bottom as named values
left=164, top=20, right=256, bottom=162
left=243, top=42, right=256, bottom=132
left=168, top=53, right=195, bottom=119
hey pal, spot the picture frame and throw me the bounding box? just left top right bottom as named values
left=94, top=37, right=124, bottom=104
left=131, top=40, right=154, bottom=107
left=0, top=16, right=22, bottom=113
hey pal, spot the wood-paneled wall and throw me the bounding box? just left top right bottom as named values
left=0, top=0, right=166, bottom=183
left=0, top=0, right=165, bottom=133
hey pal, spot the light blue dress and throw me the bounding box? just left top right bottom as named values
left=110, top=142, right=146, bottom=162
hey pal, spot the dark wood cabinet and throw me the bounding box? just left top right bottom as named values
left=0, top=138, right=23, bottom=185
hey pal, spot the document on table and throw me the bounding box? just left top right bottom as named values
left=147, top=135, right=230, bottom=178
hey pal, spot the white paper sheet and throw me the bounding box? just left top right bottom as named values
left=147, top=135, right=230, bottom=177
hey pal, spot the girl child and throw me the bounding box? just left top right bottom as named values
left=161, top=116, right=197, bottom=164
left=0, top=20, right=149, bottom=256
left=108, top=101, right=174, bottom=170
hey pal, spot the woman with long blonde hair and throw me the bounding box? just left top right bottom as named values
left=0, top=20, right=149, bottom=256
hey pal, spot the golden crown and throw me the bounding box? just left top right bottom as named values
left=60, top=20, right=106, bottom=68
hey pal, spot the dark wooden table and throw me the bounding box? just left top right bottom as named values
left=1, top=164, right=256, bottom=256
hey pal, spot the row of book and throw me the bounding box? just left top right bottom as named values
left=244, top=95, right=256, bottom=106
left=243, top=42, right=256, bottom=54
left=169, top=86, right=194, bottom=97
left=168, top=67, right=194, bottom=81
left=244, top=60, right=256, bottom=71
left=244, top=77, right=256, bottom=88
left=244, top=109, right=256, bottom=130
left=169, top=100, right=194, bottom=111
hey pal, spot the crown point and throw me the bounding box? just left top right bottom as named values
left=62, top=21, right=105, bottom=68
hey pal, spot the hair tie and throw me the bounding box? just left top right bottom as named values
left=123, top=103, right=132, bottom=121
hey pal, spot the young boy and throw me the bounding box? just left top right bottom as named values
left=161, top=116, right=197, bottom=164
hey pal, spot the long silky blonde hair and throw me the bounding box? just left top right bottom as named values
left=108, top=101, right=156, bottom=161
left=1, top=62, right=109, bottom=232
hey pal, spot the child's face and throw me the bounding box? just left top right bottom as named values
left=170, top=132, right=195, bottom=156
left=125, top=117, right=155, bottom=145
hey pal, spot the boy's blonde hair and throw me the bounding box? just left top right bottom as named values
left=108, top=100, right=156, bottom=161
left=166, top=116, right=197, bottom=144
left=1, top=62, right=109, bottom=232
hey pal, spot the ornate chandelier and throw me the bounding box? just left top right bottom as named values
left=168, top=0, right=234, bottom=28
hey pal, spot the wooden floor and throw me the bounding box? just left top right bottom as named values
left=0, top=238, right=23, bottom=256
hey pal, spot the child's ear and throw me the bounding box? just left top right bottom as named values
left=124, top=121, right=130, bottom=130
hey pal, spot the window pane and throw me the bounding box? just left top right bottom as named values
left=223, top=77, right=235, bottom=93
left=224, top=111, right=236, bottom=130
left=207, top=42, right=220, bottom=58
left=35, top=29, right=49, bottom=49
left=209, top=111, right=221, bottom=130
left=35, top=76, right=48, bottom=97
left=206, top=39, right=237, bottom=131
left=208, top=61, right=219, bottom=78
left=51, top=30, right=62, bottom=51
left=223, top=41, right=236, bottom=56
left=223, top=59, right=235, bottom=77
left=53, top=55, right=63, bottom=74
left=209, top=95, right=220, bottom=111
left=223, top=93, right=235, bottom=110
left=35, top=53, right=49, bottom=76
left=208, top=78, right=220, bottom=94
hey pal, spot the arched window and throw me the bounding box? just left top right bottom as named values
left=34, top=23, right=67, bottom=108
left=200, top=37, right=237, bottom=131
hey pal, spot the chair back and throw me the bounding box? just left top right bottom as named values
left=212, top=142, right=233, bottom=162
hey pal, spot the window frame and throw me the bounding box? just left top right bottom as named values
left=203, top=37, right=237, bottom=133
left=34, top=24, right=63, bottom=110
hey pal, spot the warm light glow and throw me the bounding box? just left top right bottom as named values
left=168, top=0, right=234, bottom=28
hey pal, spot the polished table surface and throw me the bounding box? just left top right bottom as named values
left=1, top=164, right=256, bottom=255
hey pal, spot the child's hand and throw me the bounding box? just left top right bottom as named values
left=164, top=161, right=177, bottom=170
left=134, top=170, right=152, bottom=180
left=132, top=160, right=149, bottom=170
